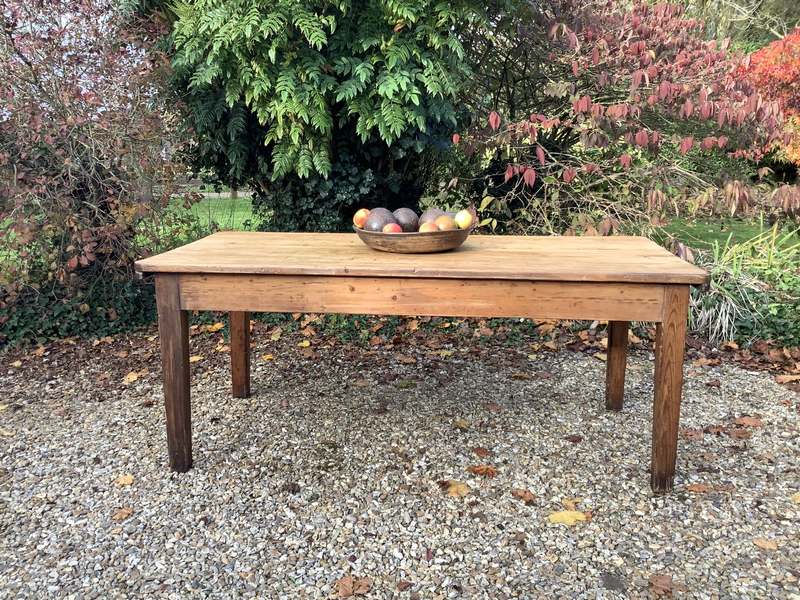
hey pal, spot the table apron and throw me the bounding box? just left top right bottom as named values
left=173, top=274, right=670, bottom=322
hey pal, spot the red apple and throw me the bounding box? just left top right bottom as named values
left=353, top=208, right=370, bottom=229
left=382, top=222, right=402, bottom=233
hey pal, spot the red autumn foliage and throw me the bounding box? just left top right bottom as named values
left=0, top=1, right=188, bottom=311
left=743, top=28, right=800, bottom=164
left=453, top=1, right=788, bottom=233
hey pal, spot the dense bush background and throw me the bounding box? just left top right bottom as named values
left=1, top=0, right=798, bottom=347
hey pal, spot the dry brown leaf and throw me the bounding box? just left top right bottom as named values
left=33, top=345, right=46, bottom=357
left=472, top=446, right=491, bottom=458
left=727, top=428, right=752, bottom=440
left=791, top=492, right=800, bottom=504
left=406, top=319, right=420, bottom=332
left=775, top=374, right=800, bottom=384
left=680, top=428, right=704, bottom=441
left=547, top=510, right=587, bottom=526
left=648, top=574, right=675, bottom=596
left=753, top=538, right=778, bottom=551
left=561, top=497, right=582, bottom=511
left=122, top=370, right=147, bottom=385
left=511, top=372, right=531, bottom=380
left=189, top=355, right=204, bottom=363
left=511, top=488, right=536, bottom=505
left=300, top=325, right=316, bottom=337
left=336, top=575, right=371, bottom=598
left=453, top=418, right=470, bottom=431
left=215, top=344, right=230, bottom=353
left=593, top=352, right=608, bottom=361
left=112, top=507, right=133, bottom=522
left=734, top=416, right=763, bottom=428
left=368, top=335, right=383, bottom=346
left=437, top=480, right=471, bottom=498
left=467, top=464, right=498, bottom=478
left=686, top=483, right=712, bottom=493
left=353, top=378, right=369, bottom=388
left=260, top=354, right=274, bottom=362
left=397, top=580, right=413, bottom=591
left=395, top=354, right=417, bottom=364
left=114, top=474, right=134, bottom=487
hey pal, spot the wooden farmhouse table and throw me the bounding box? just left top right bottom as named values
left=135, top=232, right=708, bottom=493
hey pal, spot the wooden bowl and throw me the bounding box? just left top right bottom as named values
left=354, top=226, right=471, bottom=253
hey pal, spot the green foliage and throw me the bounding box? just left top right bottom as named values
left=252, top=124, right=439, bottom=231
left=170, top=0, right=482, bottom=182
left=690, top=225, right=800, bottom=345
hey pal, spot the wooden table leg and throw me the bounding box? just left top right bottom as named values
left=651, top=285, right=689, bottom=493
left=605, top=320, right=628, bottom=411
left=155, top=275, right=192, bottom=472
left=230, top=311, right=251, bottom=398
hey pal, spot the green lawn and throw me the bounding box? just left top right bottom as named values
left=190, top=195, right=253, bottom=230
left=656, top=217, right=799, bottom=250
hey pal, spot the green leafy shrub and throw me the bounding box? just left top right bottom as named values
left=690, top=226, right=800, bottom=345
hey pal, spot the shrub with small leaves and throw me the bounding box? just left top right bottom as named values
left=169, top=0, right=483, bottom=183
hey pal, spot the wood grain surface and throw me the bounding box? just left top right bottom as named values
left=135, top=232, right=708, bottom=285
left=177, top=274, right=666, bottom=322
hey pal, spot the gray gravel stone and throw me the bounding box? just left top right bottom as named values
left=0, top=342, right=798, bottom=598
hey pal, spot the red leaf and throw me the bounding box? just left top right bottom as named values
left=536, top=145, right=546, bottom=165
left=562, top=167, right=577, bottom=183
left=451, top=133, right=460, bottom=145
left=488, top=111, right=501, bottom=131
left=504, top=164, right=514, bottom=182
left=634, top=130, right=649, bottom=147
left=619, top=153, right=632, bottom=169
left=523, top=167, right=536, bottom=187
left=679, top=136, right=694, bottom=155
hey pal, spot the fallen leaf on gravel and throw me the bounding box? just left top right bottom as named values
left=270, top=327, right=282, bottom=341
left=434, top=349, right=454, bottom=358
left=215, top=344, right=230, bottom=353
left=680, top=428, right=704, bottom=440
left=686, top=483, right=712, bottom=493
left=11, top=360, right=22, bottom=368
left=511, top=372, right=531, bottom=380
left=511, top=488, right=536, bottom=505
left=353, top=378, right=369, bottom=387
left=32, top=345, right=46, bottom=357
left=122, top=370, right=147, bottom=385
left=727, top=428, right=752, bottom=440
left=775, top=374, right=800, bottom=384
left=368, top=335, right=383, bottom=346
left=0, top=427, right=14, bottom=438
left=406, top=319, right=420, bottom=332
left=484, top=402, right=503, bottom=412
left=205, top=322, right=224, bottom=333
left=300, top=326, right=316, bottom=337
left=299, top=347, right=317, bottom=360
left=112, top=507, right=133, bottom=522
left=734, top=416, right=763, bottom=428
left=648, top=574, right=683, bottom=596
left=395, top=354, right=417, bottom=364
left=297, top=340, right=311, bottom=348
left=437, top=480, right=471, bottom=498
left=547, top=510, right=587, bottom=526
left=397, top=580, right=412, bottom=591
left=593, top=352, right=607, bottom=361
left=189, top=355, right=204, bottom=363
left=564, top=434, right=583, bottom=444
left=791, top=492, right=800, bottom=504
left=705, top=378, right=721, bottom=388
left=472, top=446, right=491, bottom=458
left=753, top=538, right=778, bottom=551
left=115, top=474, right=134, bottom=487
left=113, top=350, right=129, bottom=358
left=260, top=354, right=274, bottom=361
left=561, top=497, right=582, bottom=510
left=335, top=575, right=371, bottom=598
left=453, top=418, right=470, bottom=431
left=0, top=404, right=7, bottom=412
left=467, top=464, right=498, bottom=478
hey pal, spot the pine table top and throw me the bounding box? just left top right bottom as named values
left=135, top=231, right=708, bottom=285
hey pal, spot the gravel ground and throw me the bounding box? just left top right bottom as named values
left=0, top=331, right=798, bottom=599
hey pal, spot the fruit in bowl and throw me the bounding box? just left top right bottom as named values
left=352, top=205, right=476, bottom=253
